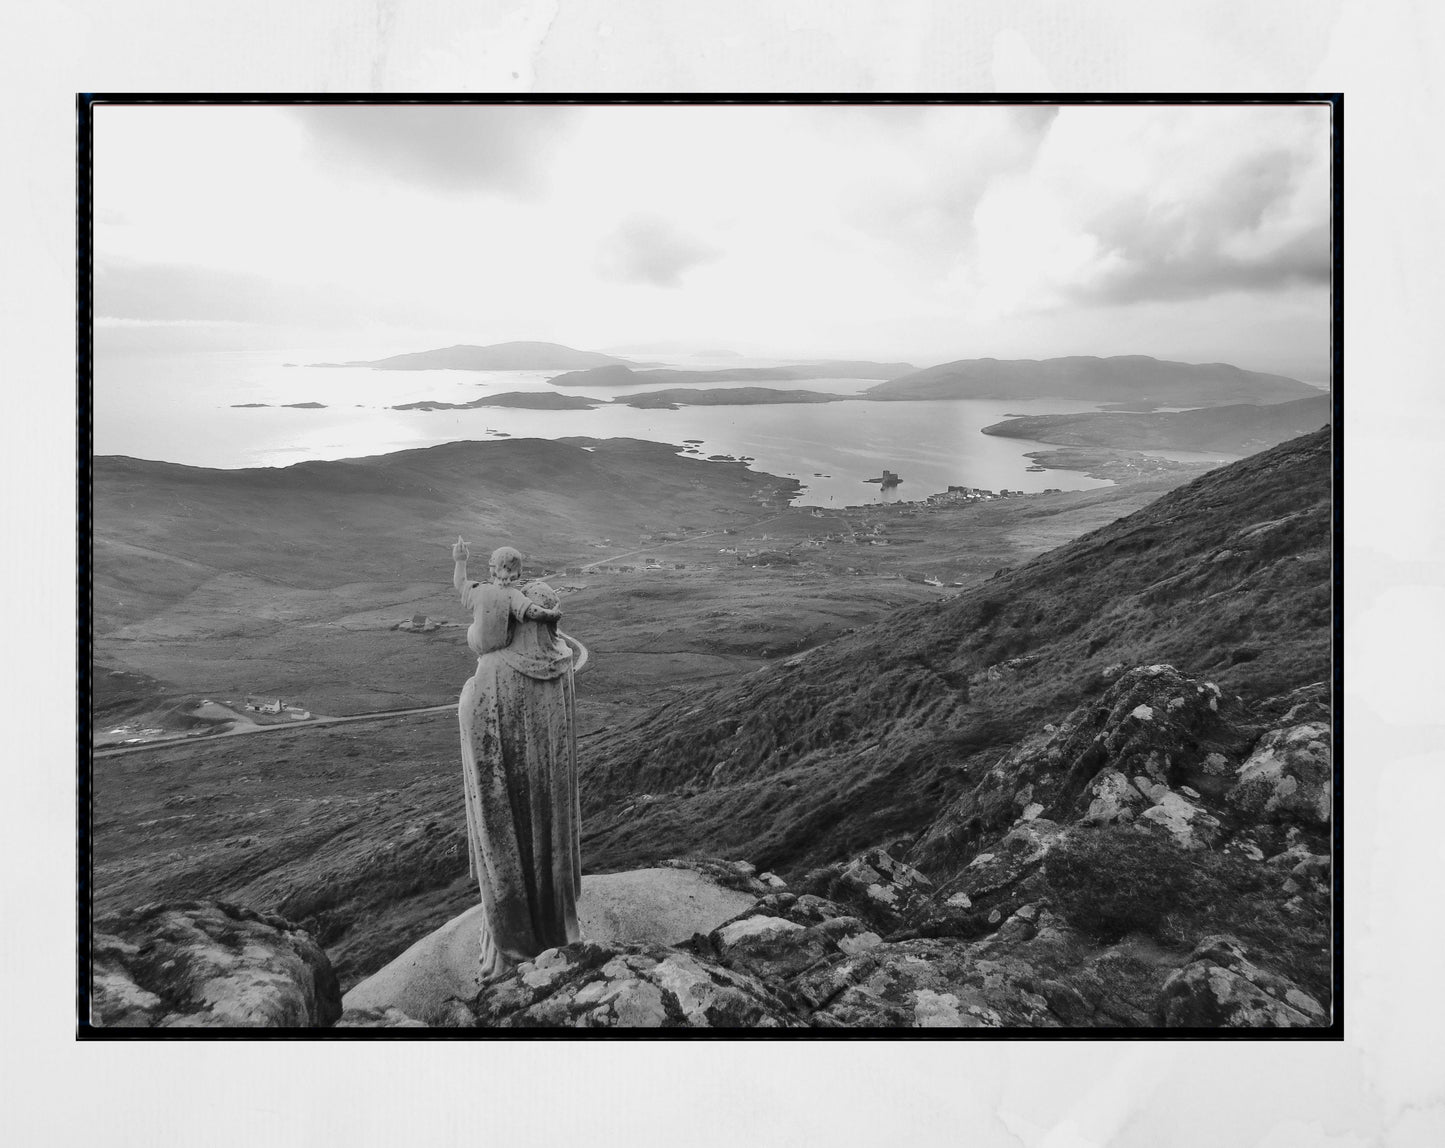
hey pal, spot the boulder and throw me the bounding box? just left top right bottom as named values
left=1082, top=770, right=1148, bottom=826
left=470, top=941, right=802, bottom=1027
left=909, top=819, right=1068, bottom=940
left=341, top=866, right=759, bottom=1023
left=1227, top=722, right=1332, bottom=826
left=92, top=901, right=341, bottom=1028
left=796, top=847, right=935, bottom=931
left=1136, top=789, right=1222, bottom=851
left=693, top=893, right=881, bottom=1000
left=1157, top=935, right=1328, bottom=1027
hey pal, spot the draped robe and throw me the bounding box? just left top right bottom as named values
left=457, top=580, right=581, bottom=982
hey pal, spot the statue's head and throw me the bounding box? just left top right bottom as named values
left=523, top=582, right=559, bottom=610
left=488, top=546, right=524, bottom=584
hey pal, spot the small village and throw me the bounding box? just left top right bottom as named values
left=512, top=477, right=1094, bottom=589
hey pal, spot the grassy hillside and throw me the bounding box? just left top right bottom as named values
left=92, top=437, right=798, bottom=634
left=982, top=393, right=1330, bottom=454
left=93, top=443, right=1214, bottom=985
left=578, top=428, right=1331, bottom=876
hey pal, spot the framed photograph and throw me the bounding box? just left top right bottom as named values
left=80, top=95, right=1338, bottom=1035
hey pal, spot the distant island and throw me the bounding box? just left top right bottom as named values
left=981, top=393, right=1330, bottom=455
left=614, top=387, right=848, bottom=410
left=392, top=392, right=601, bottom=412
left=866, top=355, right=1320, bottom=406
left=282, top=401, right=327, bottom=409
left=307, top=342, right=633, bottom=371
left=549, top=361, right=913, bottom=387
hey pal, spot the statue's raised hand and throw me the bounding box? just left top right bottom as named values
left=452, top=536, right=469, bottom=562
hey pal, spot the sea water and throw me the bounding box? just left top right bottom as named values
left=92, top=346, right=1240, bottom=506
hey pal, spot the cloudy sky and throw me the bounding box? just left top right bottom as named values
left=93, top=101, right=1332, bottom=378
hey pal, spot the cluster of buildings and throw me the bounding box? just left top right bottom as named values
left=243, top=697, right=311, bottom=719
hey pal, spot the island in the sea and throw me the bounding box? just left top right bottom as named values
left=866, top=355, right=1319, bottom=407
left=981, top=392, right=1330, bottom=455
left=548, top=360, right=913, bottom=387
left=614, top=387, right=849, bottom=410
left=392, top=392, right=601, bottom=412
left=307, top=341, right=633, bottom=371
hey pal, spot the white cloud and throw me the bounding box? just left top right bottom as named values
left=90, top=102, right=1332, bottom=374
left=595, top=215, right=720, bottom=287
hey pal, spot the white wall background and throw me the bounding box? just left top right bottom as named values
left=4, top=2, right=1441, bottom=1144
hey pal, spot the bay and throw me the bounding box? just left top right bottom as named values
left=93, top=346, right=1240, bottom=506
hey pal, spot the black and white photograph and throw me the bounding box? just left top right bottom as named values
left=82, top=96, right=1339, bottom=1033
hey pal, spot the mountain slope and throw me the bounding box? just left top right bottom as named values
left=579, top=428, right=1331, bottom=876
left=866, top=356, right=1318, bottom=406
left=982, top=393, right=1331, bottom=455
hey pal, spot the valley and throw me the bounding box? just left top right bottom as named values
left=89, top=429, right=1331, bottom=1016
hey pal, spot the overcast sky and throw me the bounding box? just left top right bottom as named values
left=93, top=101, right=1332, bottom=378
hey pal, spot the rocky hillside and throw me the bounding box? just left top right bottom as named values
left=579, top=428, right=1331, bottom=877
left=89, top=430, right=1333, bottom=1028
left=866, top=355, right=1318, bottom=405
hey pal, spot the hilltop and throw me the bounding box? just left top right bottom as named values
left=982, top=393, right=1331, bottom=455
left=310, top=342, right=632, bottom=371
left=867, top=356, right=1319, bottom=406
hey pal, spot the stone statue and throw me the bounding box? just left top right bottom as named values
left=452, top=537, right=586, bottom=982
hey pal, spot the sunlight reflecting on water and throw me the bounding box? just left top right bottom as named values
left=94, top=348, right=1167, bottom=504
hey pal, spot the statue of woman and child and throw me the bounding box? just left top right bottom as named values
left=451, top=537, right=587, bottom=983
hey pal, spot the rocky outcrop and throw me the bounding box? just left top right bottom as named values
left=1227, top=722, right=1331, bottom=826
left=804, top=925, right=1073, bottom=1028
left=1158, top=935, right=1329, bottom=1027
left=793, top=847, right=934, bottom=931
left=334, top=1006, right=426, bottom=1027
left=910, top=665, right=1259, bottom=877
left=468, top=941, right=802, bottom=1028
left=92, top=901, right=341, bottom=1027
left=340, top=865, right=760, bottom=1022
left=99, top=650, right=1334, bottom=1031
left=691, top=893, right=881, bottom=998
